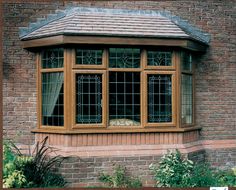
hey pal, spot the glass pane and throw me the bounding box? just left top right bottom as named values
left=42, top=72, right=64, bottom=126
left=182, top=52, right=192, bottom=71
left=109, top=48, right=140, bottom=68
left=76, top=74, right=102, bottom=124
left=181, top=74, right=193, bottom=124
left=76, top=49, right=103, bottom=65
left=147, top=51, right=172, bottom=66
left=109, top=72, right=140, bottom=126
left=41, top=48, right=63, bottom=68
left=148, top=74, right=172, bottom=122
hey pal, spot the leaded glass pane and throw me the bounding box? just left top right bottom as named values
left=42, top=48, right=63, bottom=68
left=76, top=49, right=103, bottom=65
left=148, top=74, right=172, bottom=122
left=109, top=48, right=140, bottom=68
left=182, top=52, right=192, bottom=71
left=76, top=74, right=102, bottom=124
left=147, top=51, right=172, bottom=66
left=109, top=72, right=140, bottom=126
left=42, top=72, right=64, bottom=126
left=181, top=74, right=193, bottom=124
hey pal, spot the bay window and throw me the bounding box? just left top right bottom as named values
left=37, top=47, right=194, bottom=132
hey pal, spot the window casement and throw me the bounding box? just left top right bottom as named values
left=36, top=46, right=196, bottom=133
left=181, top=52, right=194, bottom=126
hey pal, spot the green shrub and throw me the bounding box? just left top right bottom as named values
left=99, top=165, right=142, bottom=188
left=3, top=140, right=32, bottom=188
left=3, top=137, right=67, bottom=188
left=215, top=168, right=236, bottom=187
left=149, top=149, right=194, bottom=187
left=149, top=149, right=236, bottom=187
left=4, top=170, right=27, bottom=188
left=189, top=163, right=218, bottom=187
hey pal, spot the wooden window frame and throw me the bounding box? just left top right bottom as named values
left=143, top=71, right=176, bottom=128
left=107, top=70, right=143, bottom=129
left=72, top=70, right=107, bottom=129
left=144, top=49, right=176, bottom=71
left=35, top=46, right=199, bottom=134
left=180, top=52, right=195, bottom=127
left=37, top=51, right=66, bottom=131
left=72, top=48, right=107, bottom=69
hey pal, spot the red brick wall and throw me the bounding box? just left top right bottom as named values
left=3, top=1, right=65, bottom=143
left=3, top=0, right=235, bottom=142
left=2, top=1, right=236, bottom=187
left=59, top=152, right=205, bottom=187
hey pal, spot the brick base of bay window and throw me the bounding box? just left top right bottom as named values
left=59, top=151, right=207, bottom=187
left=58, top=148, right=236, bottom=188
left=18, top=133, right=236, bottom=187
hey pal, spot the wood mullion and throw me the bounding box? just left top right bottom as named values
left=175, top=51, right=181, bottom=129
left=192, top=60, right=195, bottom=126
left=36, top=52, right=41, bottom=129
left=108, top=68, right=142, bottom=72
left=64, top=48, right=73, bottom=130
left=41, top=68, right=64, bottom=72
left=105, top=48, right=109, bottom=127
left=140, top=49, right=146, bottom=127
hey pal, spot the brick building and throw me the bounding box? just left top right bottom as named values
left=2, top=0, right=236, bottom=187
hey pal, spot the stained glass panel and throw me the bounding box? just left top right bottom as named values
left=147, top=51, right=172, bottom=66
left=76, top=74, right=102, bottom=124
left=181, top=74, right=193, bottom=124
left=42, top=48, right=63, bottom=68
left=76, top=49, right=103, bottom=65
left=182, top=52, right=192, bottom=71
left=42, top=72, right=64, bottom=126
left=148, top=74, right=172, bottom=122
left=109, top=72, right=140, bottom=126
left=109, top=48, right=140, bottom=68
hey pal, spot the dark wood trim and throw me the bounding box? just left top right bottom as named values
left=23, top=35, right=64, bottom=49
left=186, top=40, right=207, bottom=52
left=23, top=35, right=207, bottom=51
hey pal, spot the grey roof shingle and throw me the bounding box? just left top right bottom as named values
left=19, top=6, right=210, bottom=45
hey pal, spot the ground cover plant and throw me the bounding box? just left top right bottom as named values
left=3, top=136, right=67, bottom=188
left=99, top=165, right=142, bottom=188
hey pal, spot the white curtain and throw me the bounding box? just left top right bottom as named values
left=42, top=72, right=63, bottom=117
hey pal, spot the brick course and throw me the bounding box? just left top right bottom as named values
left=3, top=0, right=236, bottom=187
left=59, top=151, right=207, bottom=187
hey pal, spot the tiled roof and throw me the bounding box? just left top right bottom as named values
left=19, top=7, right=210, bottom=45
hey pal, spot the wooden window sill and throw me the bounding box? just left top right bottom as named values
left=31, top=126, right=201, bottom=134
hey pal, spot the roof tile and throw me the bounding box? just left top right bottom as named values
left=20, top=6, right=210, bottom=44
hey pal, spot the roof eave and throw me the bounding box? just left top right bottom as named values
left=21, top=34, right=208, bottom=52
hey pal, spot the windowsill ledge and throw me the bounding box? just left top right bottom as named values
left=31, top=126, right=201, bottom=134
